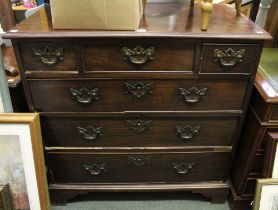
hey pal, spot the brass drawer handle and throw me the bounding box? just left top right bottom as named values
left=179, top=87, right=208, bottom=103
left=32, top=47, right=64, bottom=66
left=128, top=155, right=152, bottom=167
left=214, top=48, right=246, bottom=67
left=84, top=163, right=106, bottom=175
left=5, top=68, right=18, bottom=77
left=126, top=119, right=152, bottom=134
left=70, top=87, right=100, bottom=104
left=124, top=81, right=153, bottom=99
left=176, top=125, right=201, bottom=140
left=122, top=46, right=155, bottom=65
left=172, top=162, right=195, bottom=175
left=77, top=126, right=103, bottom=140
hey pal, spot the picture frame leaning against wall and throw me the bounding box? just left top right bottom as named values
left=0, top=113, right=50, bottom=210
left=253, top=179, right=278, bottom=210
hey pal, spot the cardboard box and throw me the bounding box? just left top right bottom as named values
left=50, top=0, right=143, bottom=30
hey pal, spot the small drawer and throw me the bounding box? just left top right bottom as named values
left=200, top=44, right=261, bottom=74
left=18, top=41, right=77, bottom=72
left=82, top=39, right=195, bottom=72
left=41, top=115, right=238, bottom=147
left=28, top=78, right=248, bottom=112
left=47, top=151, right=230, bottom=183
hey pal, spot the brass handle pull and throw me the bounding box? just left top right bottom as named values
left=176, top=125, right=201, bottom=140
left=77, top=126, right=103, bottom=140
left=122, top=46, right=155, bottom=65
left=33, top=47, right=64, bottom=66
left=5, top=68, right=18, bottom=77
left=126, top=119, right=152, bottom=134
left=214, top=48, right=246, bottom=67
left=84, top=163, right=106, bottom=175
left=172, top=162, right=195, bottom=175
left=179, top=87, right=208, bottom=103
left=128, top=155, right=152, bottom=167
left=70, top=87, right=100, bottom=104
left=124, top=81, right=153, bottom=99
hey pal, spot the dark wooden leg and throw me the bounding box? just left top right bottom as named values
left=250, top=0, right=261, bottom=21
left=190, top=0, right=194, bottom=8
left=197, top=188, right=229, bottom=204
left=228, top=182, right=253, bottom=210
left=49, top=186, right=89, bottom=205
left=211, top=191, right=229, bottom=204
left=192, top=183, right=230, bottom=204
left=50, top=191, right=81, bottom=205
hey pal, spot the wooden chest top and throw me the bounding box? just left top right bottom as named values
left=4, top=3, right=271, bottom=40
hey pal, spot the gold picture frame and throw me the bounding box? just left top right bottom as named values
left=0, top=113, right=50, bottom=210
left=253, top=178, right=278, bottom=210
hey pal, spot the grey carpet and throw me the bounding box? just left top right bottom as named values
left=52, top=192, right=229, bottom=210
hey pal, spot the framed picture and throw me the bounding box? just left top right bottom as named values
left=253, top=178, right=278, bottom=210
left=263, top=133, right=278, bottom=178
left=0, top=113, right=50, bottom=210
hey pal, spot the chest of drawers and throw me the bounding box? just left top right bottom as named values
left=4, top=2, right=271, bottom=205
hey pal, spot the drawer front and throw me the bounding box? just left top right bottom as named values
left=270, top=105, right=278, bottom=121
left=83, top=40, right=195, bottom=72
left=29, top=79, right=248, bottom=112
left=243, top=179, right=256, bottom=196
left=251, top=153, right=264, bottom=174
left=19, top=41, right=77, bottom=72
left=200, top=44, right=261, bottom=74
left=42, top=116, right=238, bottom=147
left=47, top=152, right=230, bottom=183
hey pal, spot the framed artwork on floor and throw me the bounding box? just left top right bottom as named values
left=0, top=113, right=50, bottom=210
left=263, top=133, right=278, bottom=178
left=253, top=178, right=278, bottom=210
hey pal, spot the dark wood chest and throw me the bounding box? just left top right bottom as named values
left=4, top=2, right=271, bottom=205
left=229, top=50, right=278, bottom=210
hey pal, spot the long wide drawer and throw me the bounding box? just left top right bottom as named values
left=47, top=151, right=230, bottom=183
left=29, top=79, right=248, bottom=112
left=42, top=115, right=238, bottom=147
left=82, top=39, right=195, bottom=72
